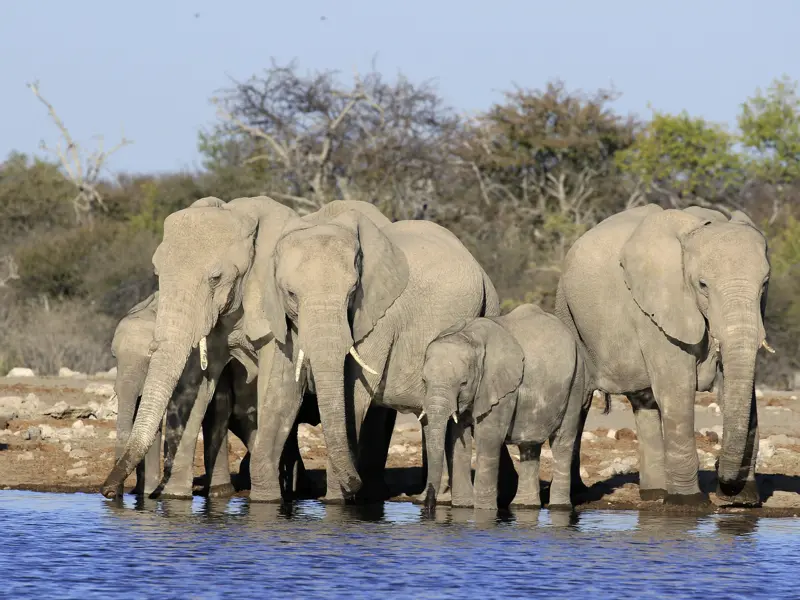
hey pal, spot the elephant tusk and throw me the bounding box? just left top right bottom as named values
left=761, top=339, right=776, bottom=354
left=417, top=410, right=426, bottom=422
left=349, top=346, right=378, bottom=375
left=452, top=412, right=458, bottom=424
left=199, top=336, right=208, bottom=371
left=295, top=349, right=305, bottom=383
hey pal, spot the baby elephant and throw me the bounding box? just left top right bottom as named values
left=421, top=304, right=586, bottom=511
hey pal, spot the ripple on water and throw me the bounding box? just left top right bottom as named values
left=1, top=491, right=799, bottom=599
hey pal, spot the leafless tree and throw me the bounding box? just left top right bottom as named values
left=209, top=60, right=459, bottom=219
left=28, top=81, right=132, bottom=226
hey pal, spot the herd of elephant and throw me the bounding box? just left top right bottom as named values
left=97, top=196, right=772, bottom=512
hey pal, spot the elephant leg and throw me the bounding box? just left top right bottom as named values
left=278, top=417, right=302, bottom=497
left=355, top=405, right=397, bottom=503
left=114, top=389, right=138, bottom=496
left=569, top=398, right=591, bottom=497
left=143, top=419, right=162, bottom=496
left=160, top=378, right=218, bottom=499
left=629, top=390, right=668, bottom=501
left=648, top=358, right=707, bottom=505
left=472, top=406, right=513, bottom=511
left=203, top=386, right=235, bottom=498
left=511, top=442, right=542, bottom=508
left=450, top=422, right=475, bottom=508
left=250, top=343, right=303, bottom=503
left=715, top=384, right=761, bottom=506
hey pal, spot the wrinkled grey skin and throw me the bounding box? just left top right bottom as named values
left=109, top=291, right=260, bottom=498
left=421, top=304, right=586, bottom=512
left=248, top=207, right=500, bottom=503
left=555, top=204, right=770, bottom=506
left=101, top=196, right=296, bottom=497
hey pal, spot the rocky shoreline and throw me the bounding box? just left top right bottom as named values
left=2, top=375, right=800, bottom=516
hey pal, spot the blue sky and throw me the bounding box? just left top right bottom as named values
left=2, top=0, right=798, bottom=174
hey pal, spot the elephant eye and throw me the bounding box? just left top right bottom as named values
left=698, top=279, right=708, bottom=294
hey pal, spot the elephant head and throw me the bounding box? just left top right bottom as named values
left=619, top=207, right=770, bottom=493
left=249, top=208, right=408, bottom=494
left=101, top=196, right=297, bottom=497
left=420, top=318, right=524, bottom=506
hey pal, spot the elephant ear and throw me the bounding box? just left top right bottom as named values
left=620, top=209, right=710, bottom=346
left=730, top=209, right=762, bottom=231
left=227, top=197, right=299, bottom=345
left=436, top=319, right=468, bottom=340
left=467, top=319, right=524, bottom=420
left=330, top=210, right=409, bottom=343
left=191, top=196, right=226, bottom=208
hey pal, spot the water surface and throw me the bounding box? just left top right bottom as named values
left=2, top=491, right=798, bottom=598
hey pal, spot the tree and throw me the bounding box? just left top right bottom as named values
left=202, top=59, right=460, bottom=219
left=738, top=75, right=800, bottom=224
left=616, top=108, right=743, bottom=211
left=28, top=81, right=132, bottom=226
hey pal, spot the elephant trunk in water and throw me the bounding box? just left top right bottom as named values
left=301, top=298, right=362, bottom=495
left=716, top=296, right=761, bottom=494
left=421, top=389, right=454, bottom=512
left=101, top=289, right=201, bottom=497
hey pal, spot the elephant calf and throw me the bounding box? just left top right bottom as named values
left=421, top=304, right=586, bottom=511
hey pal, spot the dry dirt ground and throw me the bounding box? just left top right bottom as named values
left=3, top=375, right=800, bottom=516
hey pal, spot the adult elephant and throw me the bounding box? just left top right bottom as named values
left=109, top=290, right=260, bottom=498
left=101, top=197, right=391, bottom=499
left=555, top=204, right=771, bottom=506
left=246, top=209, right=500, bottom=503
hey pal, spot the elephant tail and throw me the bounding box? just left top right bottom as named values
left=480, top=268, right=501, bottom=317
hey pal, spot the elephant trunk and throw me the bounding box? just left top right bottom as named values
left=302, top=298, right=362, bottom=496
left=716, top=296, right=761, bottom=494
left=422, top=389, right=454, bottom=512
left=113, top=371, right=144, bottom=461
left=101, top=290, right=199, bottom=498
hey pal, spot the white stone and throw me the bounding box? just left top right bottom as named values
left=107, top=431, right=117, bottom=440
left=759, top=439, right=776, bottom=460
left=66, top=467, right=88, bottom=477
left=389, top=444, right=406, bottom=454
left=579, top=467, right=589, bottom=479
left=84, top=382, right=115, bottom=397
left=62, top=443, right=72, bottom=453
left=541, top=447, right=553, bottom=459
left=69, top=448, right=90, bottom=459
left=713, top=444, right=722, bottom=451
left=299, top=445, right=311, bottom=454
left=582, top=432, right=598, bottom=442
left=72, top=460, right=87, bottom=468
left=17, top=451, right=34, bottom=461
left=72, top=420, right=85, bottom=430
left=6, top=368, right=35, bottom=377
left=707, top=402, right=721, bottom=415
left=606, top=429, right=618, bottom=439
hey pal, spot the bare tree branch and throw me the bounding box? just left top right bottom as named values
left=0, top=255, right=19, bottom=288
left=28, top=81, right=132, bottom=226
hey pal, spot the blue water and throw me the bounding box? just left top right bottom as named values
left=1, top=491, right=799, bottom=598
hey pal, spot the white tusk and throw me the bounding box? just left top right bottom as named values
left=349, top=346, right=378, bottom=375
left=452, top=412, right=458, bottom=424
left=417, top=410, right=426, bottom=422
left=761, top=339, right=776, bottom=354
left=199, top=336, right=208, bottom=371
left=295, top=349, right=305, bottom=382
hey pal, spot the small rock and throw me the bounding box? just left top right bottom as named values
left=6, top=367, right=35, bottom=377
left=0, top=417, right=8, bottom=430
left=704, top=430, right=720, bottom=444
left=707, top=402, right=721, bottom=415
left=69, top=448, right=90, bottom=459
left=764, top=491, right=800, bottom=508
left=615, top=428, right=637, bottom=441
left=107, top=431, right=116, bottom=440
left=39, top=425, right=56, bottom=440
left=299, top=445, right=311, bottom=454
left=66, top=467, right=88, bottom=477
left=17, top=451, right=34, bottom=461
left=94, top=367, right=117, bottom=380
left=768, top=434, right=800, bottom=447
left=84, top=382, right=115, bottom=397
left=541, top=447, right=553, bottom=460
left=43, top=401, right=93, bottom=420
left=579, top=467, right=589, bottom=479
left=24, top=426, right=41, bottom=441
left=758, top=439, right=776, bottom=461
left=63, top=443, right=72, bottom=453
left=389, top=444, right=406, bottom=454
left=713, top=444, right=721, bottom=451
left=72, top=460, right=87, bottom=468
left=581, top=432, right=598, bottom=442
left=755, top=388, right=764, bottom=399
left=606, top=429, right=618, bottom=440
left=72, top=420, right=85, bottom=430
left=59, top=367, right=87, bottom=379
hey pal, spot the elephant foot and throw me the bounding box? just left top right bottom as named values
left=249, top=488, right=285, bottom=503
left=100, top=484, right=123, bottom=500
left=420, top=484, right=437, bottom=517
left=715, top=479, right=761, bottom=507
left=640, top=488, right=667, bottom=502
left=474, top=501, right=498, bottom=511
left=510, top=496, right=542, bottom=509
left=156, top=490, right=194, bottom=500
left=207, top=483, right=236, bottom=498
left=356, top=478, right=391, bottom=504
left=547, top=503, right=573, bottom=512
left=663, top=492, right=711, bottom=507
